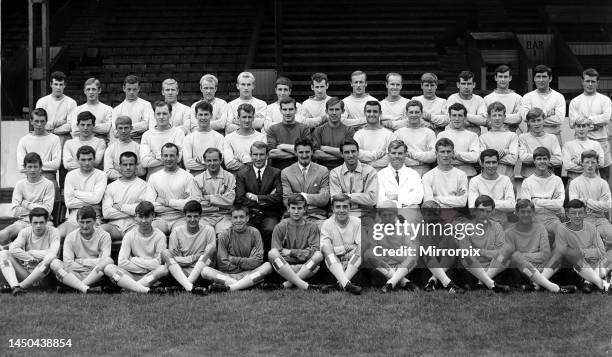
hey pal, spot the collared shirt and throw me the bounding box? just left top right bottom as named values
left=194, top=168, right=236, bottom=213
left=253, top=164, right=267, bottom=179
left=330, top=162, right=378, bottom=209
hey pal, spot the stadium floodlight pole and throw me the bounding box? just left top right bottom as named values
left=28, top=0, right=50, bottom=112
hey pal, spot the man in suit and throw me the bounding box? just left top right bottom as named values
left=281, top=138, right=330, bottom=225
left=235, top=141, right=283, bottom=253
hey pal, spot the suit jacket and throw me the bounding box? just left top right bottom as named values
left=281, top=162, right=329, bottom=217
left=235, top=164, right=283, bottom=217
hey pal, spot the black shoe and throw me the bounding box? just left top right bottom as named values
left=581, top=281, right=593, bottom=294
left=102, top=284, right=122, bottom=294
left=148, top=286, right=168, bottom=294
left=0, top=284, right=12, bottom=293
left=11, top=286, right=26, bottom=296
left=401, top=281, right=419, bottom=292
left=558, top=285, right=577, bottom=294
left=190, top=286, right=209, bottom=296
left=306, top=284, right=322, bottom=291
left=208, top=283, right=230, bottom=293
left=491, top=282, right=510, bottom=294
left=343, top=282, right=362, bottom=295
left=381, top=283, right=394, bottom=294
left=320, top=284, right=337, bottom=294
left=521, top=284, right=536, bottom=293
left=424, top=279, right=437, bottom=292
left=85, top=286, right=103, bottom=294
left=259, top=282, right=282, bottom=290
left=56, top=285, right=72, bottom=294
left=446, top=282, right=465, bottom=294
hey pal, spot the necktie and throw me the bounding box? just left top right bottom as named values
left=257, top=169, right=262, bottom=186
left=301, top=167, right=307, bottom=184
left=395, top=170, right=400, bottom=184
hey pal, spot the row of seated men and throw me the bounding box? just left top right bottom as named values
left=1, top=192, right=609, bottom=296
left=1, top=135, right=611, bottom=295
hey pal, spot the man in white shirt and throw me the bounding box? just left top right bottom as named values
left=63, top=111, right=106, bottom=171
left=35, top=71, right=77, bottom=140
left=68, top=77, right=112, bottom=139
left=380, top=73, right=409, bottom=129
left=377, top=140, right=423, bottom=212
left=140, top=100, right=185, bottom=177
left=520, top=64, right=566, bottom=144
left=484, top=65, right=523, bottom=132
left=342, top=71, right=378, bottom=129
left=411, top=72, right=448, bottom=134
left=568, top=68, right=612, bottom=180
left=225, top=72, right=267, bottom=133
left=301, top=72, right=331, bottom=123
left=189, top=74, right=228, bottom=133
left=445, top=70, right=487, bottom=135
left=394, top=100, right=438, bottom=177
left=224, top=103, right=267, bottom=171
left=103, top=116, right=146, bottom=181
left=437, top=103, right=480, bottom=178
left=110, top=75, right=154, bottom=142
left=353, top=101, right=395, bottom=170
left=158, top=78, right=192, bottom=134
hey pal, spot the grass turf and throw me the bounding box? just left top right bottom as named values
left=0, top=289, right=611, bottom=356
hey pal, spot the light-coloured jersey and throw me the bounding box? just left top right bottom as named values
left=16, top=133, right=61, bottom=172
left=9, top=226, right=60, bottom=262
left=102, top=177, right=147, bottom=232
left=63, top=136, right=106, bottom=170
left=118, top=228, right=167, bottom=274
left=169, top=223, right=216, bottom=266
left=422, top=167, right=468, bottom=208
left=69, top=102, right=112, bottom=138
left=11, top=178, right=55, bottom=221
left=520, top=89, right=566, bottom=135
left=36, top=94, right=77, bottom=134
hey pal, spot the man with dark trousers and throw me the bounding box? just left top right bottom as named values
left=235, top=141, right=283, bottom=253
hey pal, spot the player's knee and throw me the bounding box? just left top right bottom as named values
left=259, top=262, right=273, bottom=274
left=320, top=244, right=333, bottom=256
left=155, top=265, right=169, bottom=276
left=41, top=254, right=56, bottom=266
left=103, top=264, right=118, bottom=276
left=267, top=248, right=280, bottom=262
left=0, top=250, right=8, bottom=260
left=99, top=257, right=114, bottom=269
left=49, top=259, right=63, bottom=272
left=565, top=248, right=583, bottom=265
left=310, top=251, right=323, bottom=264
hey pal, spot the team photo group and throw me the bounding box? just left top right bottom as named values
left=2, top=63, right=612, bottom=298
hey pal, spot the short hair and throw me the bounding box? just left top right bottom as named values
left=385, top=72, right=402, bottom=82
left=77, top=111, right=96, bottom=126
left=250, top=141, right=269, bottom=154
left=294, top=137, right=314, bottom=151
left=479, top=148, right=499, bottom=162
left=195, top=101, right=213, bottom=115
left=494, top=65, right=511, bottom=75
left=115, top=115, right=132, bottom=127
left=77, top=205, right=96, bottom=221
left=405, top=99, right=423, bottom=112
left=533, top=64, right=552, bottom=76
left=50, top=71, right=66, bottom=83
left=23, top=152, right=43, bottom=167
left=435, top=138, right=454, bottom=151
left=183, top=200, right=202, bottom=215
left=458, top=70, right=474, bottom=82
left=237, top=71, right=255, bottom=83
left=515, top=198, right=535, bottom=212
left=487, top=101, right=506, bottom=116
left=275, top=76, right=292, bottom=89
left=447, top=102, right=467, bottom=116
left=162, top=78, right=178, bottom=89
left=581, top=149, right=599, bottom=163
left=203, top=147, right=222, bottom=162
left=421, top=72, right=438, bottom=84
left=582, top=68, right=599, bottom=80
left=350, top=70, right=367, bottom=81
left=119, top=151, right=138, bottom=164
left=153, top=100, right=172, bottom=114
left=279, top=96, right=296, bottom=108
left=161, top=142, right=179, bottom=155
left=364, top=100, right=381, bottom=112
left=76, top=145, right=95, bottom=159
left=533, top=146, right=551, bottom=160
left=311, top=72, right=328, bottom=84
left=287, top=194, right=306, bottom=207
left=135, top=201, right=155, bottom=216
left=387, top=139, right=407, bottom=153
left=84, top=77, right=101, bottom=88
left=331, top=194, right=350, bottom=205
left=124, top=75, right=139, bottom=85
left=199, top=74, right=218, bottom=87
left=474, top=195, right=495, bottom=209
left=231, top=205, right=249, bottom=216
left=325, top=97, right=344, bottom=110
left=237, top=103, right=255, bottom=116
left=526, top=108, right=544, bottom=122
left=340, top=139, right=359, bottom=153
left=565, top=199, right=586, bottom=210
left=31, top=108, right=48, bottom=120
left=29, top=207, right=49, bottom=221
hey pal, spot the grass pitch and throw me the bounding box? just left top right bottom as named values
left=1, top=289, right=611, bottom=356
